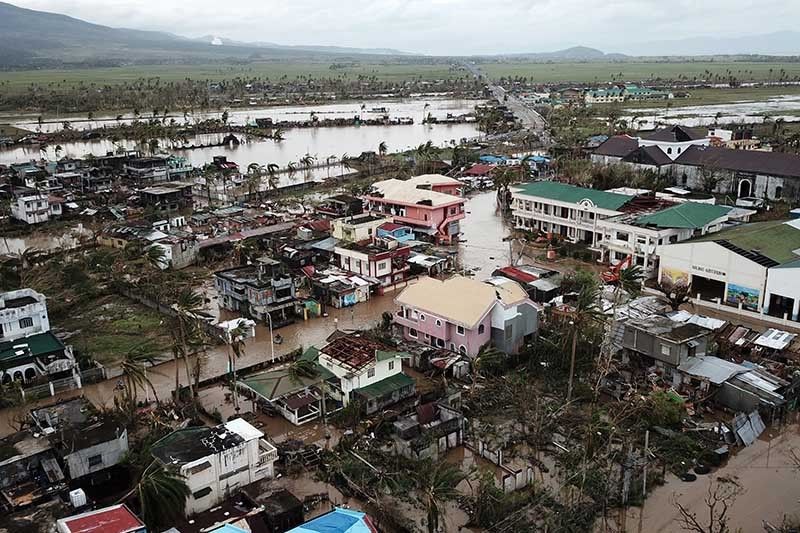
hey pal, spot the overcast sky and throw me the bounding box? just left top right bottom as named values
left=11, top=0, right=800, bottom=55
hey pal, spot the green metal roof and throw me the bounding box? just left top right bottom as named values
left=354, top=372, right=415, bottom=399
left=693, top=220, right=800, bottom=265
left=514, top=181, right=633, bottom=211
left=0, top=332, right=64, bottom=364
left=376, top=350, right=410, bottom=362
left=239, top=361, right=335, bottom=401
left=636, top=202, right=731, bottom=229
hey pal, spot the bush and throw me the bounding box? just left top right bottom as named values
left=645, top=391, right=685, bottom=428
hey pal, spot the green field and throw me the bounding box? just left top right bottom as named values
left=478, top=61, right=800, bottom=84
left=622, top=85, right=800, bottom=108
left=0, top=61, right=464, bottom=92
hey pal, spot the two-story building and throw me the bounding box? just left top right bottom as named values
left=334, top=238, right=412, bottom=294
left=10, top=191, right=63, bottom=224
left=512, top=181, right=752, bottom=277
left=392, top=401, right=464, bottom=459
left=364, top=175, right=466, bottom=244
left=317, top=333, right=415, bottom=415
left=125, top=155, right=192, bottom=185
left=1, top=288, right=50, bottom=342
left=331, top=214, right=391, bottom=243
left=31, top=398, right=129, bottom=484
left=395, top=275, right=538, bottom=357
left=214, top=257, right=297, bottom=327
left=151, top=418, right=278, bottom=516
left=139, top=181, right=194, bottom=212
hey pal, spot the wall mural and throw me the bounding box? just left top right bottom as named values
left=660, top=267, right=690, bottom=287
left=726, top=283, right=760, bottom=311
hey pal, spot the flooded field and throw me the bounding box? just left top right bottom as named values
left=1, top=224, right=94, bottom=255
left=10, top=98, right=483, bottom=133
left=0, top=98, right=484, bottom=167
left=623, top=94, right=800, bottom=128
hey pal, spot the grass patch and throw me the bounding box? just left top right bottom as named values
left=63, top=295, right=171, bottom=366
left=0, top=61, right=464, bottom=93
left=479, top=60, right=800, bottom=84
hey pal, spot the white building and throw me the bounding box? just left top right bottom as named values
left=10, top=193, right=62, bottom=224
left=317, top=334, right=415, bottom=415
left=151, top=418, right=278, bottom=516
left=658, top=219, right=800, bottom=323
left=511, top=181, right=752, bottom=277
left=332, top=213, right=391, bottom=243
left=0, top=288, right=50, bottom=342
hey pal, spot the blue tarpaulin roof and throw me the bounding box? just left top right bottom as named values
left=288, top=508, right=378, bottom=533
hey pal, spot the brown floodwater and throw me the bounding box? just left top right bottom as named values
left=457, top=191, right=512, bottom=279
left=617, top=416, right=800, bottom=532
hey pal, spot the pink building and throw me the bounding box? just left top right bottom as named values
left=364, top=175, right=466, bottom=244
left=394, top=275, right=539, bottom=357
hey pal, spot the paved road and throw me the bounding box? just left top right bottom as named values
left=463, top=61, right=550, bottom=141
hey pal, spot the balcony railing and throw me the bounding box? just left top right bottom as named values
left=258, top=439, right=278, bottom=464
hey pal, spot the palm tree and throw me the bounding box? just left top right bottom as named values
left=54, top=145, right=63, bottom=159
left=120, top=461, right=189, bottom=530
left=471, top=344, right=505, bottom=394
left=246, top=163, right=264, bottom=200
left=566, top=280, right=602, bottom=402
left=266, top=163, right=280, bottom=190
left=378, top=141, right=388, bottom=157
left=172, top=289, right=206, bottom=402
left=226, top=322, right=250, bottom=414
left=286, top=162, right=298, bottom=181
left=120, top=341, right=164, bottom=408
left=300, top=154, right=316, bottom=182
left=272, top=127, right=285, bottom=141
left=415, top=459, right=466, bottom=533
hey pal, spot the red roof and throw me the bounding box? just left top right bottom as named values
left=61, top=505, right=144, bottom=533
left=378, top=222, right=405, bottom=232
left=464, top=163, right=496, bottom=176
left=301, top=219, right=331, bottom=232
left=496, top=266, right=538, bottom=283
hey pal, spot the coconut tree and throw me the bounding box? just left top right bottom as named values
left=226, top=321, right=250, bottom=414
left=120, top=461, right=189, bottom=530
left=172, top=289, right=206, bottom=403
left=246, top=163, right=264, bottom=200
left=471, top=344, right=505, bottom=394
left=265, top=163, right=280, bottom=190
left=378, top=141, right=388, bottom=157
left=272, top=127, right=285, bottom=141
left=300, top=153, right=316, bottom=182
left=120, top=341, right=164, bottom=409
left=415, top=459, right=466, bottom=533
left=566, top=280, right=602, bottom=402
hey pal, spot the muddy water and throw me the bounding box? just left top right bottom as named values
left=621, top=418, right=800, bottom=532
left=1, top=224, right=94, bottom=255
left=622, top=94, right=800, bottom=128
left=457, top=191, right=512, bottom=278
left=0, top=98, right=484, bottom=167
left=12, top=98, right=483, bottom=133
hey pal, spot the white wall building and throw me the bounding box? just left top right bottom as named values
left=637, top=125, right=710, bottom=160
left=0, top=288, right=50, bottom=342
left=10, top=193, right=62, bottom=224
left=658, top=219, right=800, bottom=323
left=151, top=418, right=278, bottom=516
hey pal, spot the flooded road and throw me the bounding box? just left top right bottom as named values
left=623, top=418, right=800, bottom=532
left=457, top=191, right=512, bottom=278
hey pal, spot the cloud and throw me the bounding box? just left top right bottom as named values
left=11, top=0, right=800, bottom=55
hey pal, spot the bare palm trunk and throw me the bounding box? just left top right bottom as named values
left=567, top=328, right=578, bottom=402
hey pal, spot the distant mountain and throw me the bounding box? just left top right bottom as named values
left=495, top=46, right=629, bottom=61
left=192, top=35, right=411, bottom=56
left=621, top=31, right=800, bottom=57
left=0, top=1, right=411, bottom=68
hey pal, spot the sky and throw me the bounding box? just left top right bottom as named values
left=10, top=0, right=800, bottom=55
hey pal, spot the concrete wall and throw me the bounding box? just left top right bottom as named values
left=765, top=264, right=800, bottom=320
left=65, top=429, right=128, bottom=479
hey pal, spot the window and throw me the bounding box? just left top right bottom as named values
left=435, top=319, right=442, bottom=327
left=367, top=368, right=375, bottom=378
left=660, top=344, right=671, bottom=356
left=19, top=317, right=33, bottom=329
left=436, top=338, right=445, bottom=348
left=378, top=261, right=387, bottom=272
left=456, top=325, right=465, bottom=336
left=450, top=343, right=456, bottom=351
left=88, top=454, right=103, bottom=467
left=420, top=314, right=426, bottom=321
left=193, top=487, right=213, bottom=500
left=667, top=147, right=673, bottom=155
left=388, top=361, right=395, bottom=371
left=478, top=324, right=485, bottom=335
left=459, top=345, right=467, bottom=355
left=424, top=214, right=429, bottom=221
left=408, top=328, right=418, bottom=338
